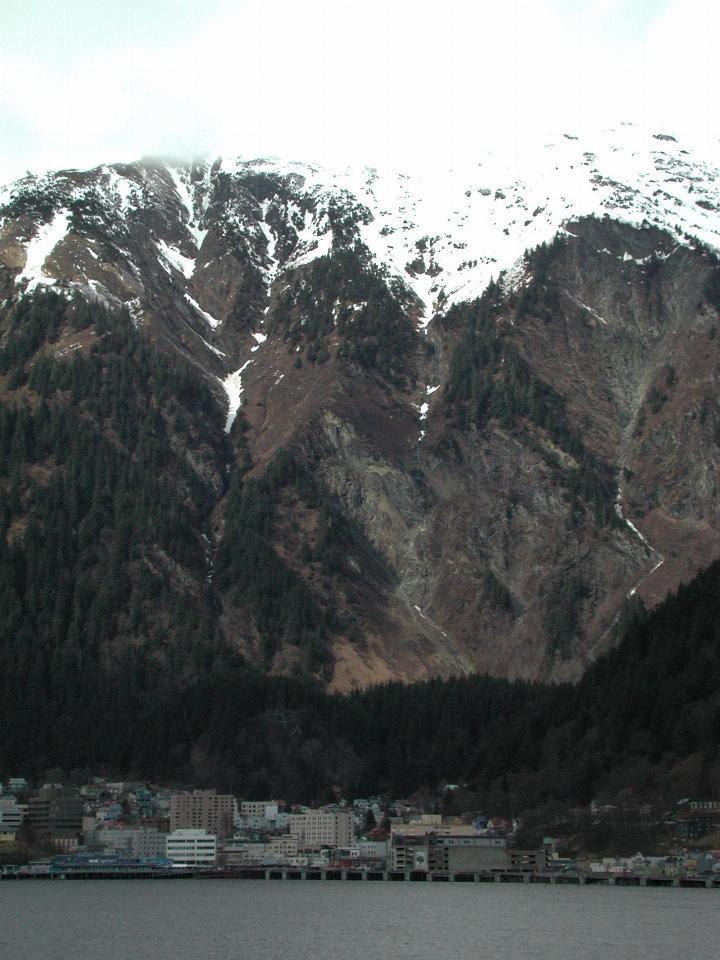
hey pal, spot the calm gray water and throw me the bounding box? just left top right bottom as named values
left=0, top=880, right=717, bottom=960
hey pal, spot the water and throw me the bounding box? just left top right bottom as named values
left=0, top=879, right=717, bottom=960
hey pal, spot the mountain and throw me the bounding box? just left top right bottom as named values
left=1, top=124, right=720, bottom=699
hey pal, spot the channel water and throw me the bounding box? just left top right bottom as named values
left=0, top=879, right=717, bottom=959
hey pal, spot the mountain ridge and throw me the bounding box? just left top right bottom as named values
left=1, top=125, right=720, bottom=690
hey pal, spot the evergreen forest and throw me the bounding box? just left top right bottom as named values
left=0, top=290, right=718, bottom=815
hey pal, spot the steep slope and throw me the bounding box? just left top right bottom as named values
left=1, top=125, right=720, bottom=689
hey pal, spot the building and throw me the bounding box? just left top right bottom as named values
left=351, top=839, right=388, bottom=860
left=675, top=810, right=720, bottom=841
left=0, top=798, right=25, bottom=832
left=169, top=790, right=233, bottom=838
left=26, top=793, right=82, bottom=840
left=266, top=834, right=299, bottom=859
left=392, top=830, right=507, bottom=873
left=94, top=827, right=167, bottom=858
left=52, top=797, right=84, bottom=838
left=137, top=816, right=170, bottom=833
left=239, top=800, right=279, bottom=820
left=507, top=849, right=549, bottom=872
left=166, top=829, right=217, bottom=867
left=288, top=811, right=353, bottom=849
left=49, top=854, right=174, bottom=875
left=218, top=841, right=268, bottom=867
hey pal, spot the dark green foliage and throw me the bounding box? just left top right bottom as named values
left=215, top=452, right=333, bottom=673
left=235, top=172, right=289, bottom=205
left=272, top=249, right=416, bottom=387
left=515, top=237, right=566, bottom=321
left=704, top=267, right=720, bottom=312
left=215, top=450, right=389, bottom=674
left=445, top=281, right=619, bottom=528
left=0, top=290, right=73, bottom=380
left=647, top=384, right=668, bottom=415
left=1, top=289, right=718, bottom=812
left=483, top=569, right=513, bottom=612
left=0, top=290, right=226, bottom=775
left=445, top=281, right=575, bottom=442
left=1, top=182, right=58, bottom=222
left=543, top=574, right=589, bottom=658
left=324, top=193, right=372, bottom=245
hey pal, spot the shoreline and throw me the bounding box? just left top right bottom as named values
left=2, top=867, right=719, bottom=889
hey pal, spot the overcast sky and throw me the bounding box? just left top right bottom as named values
left=1, top=0, right=717, bottom=184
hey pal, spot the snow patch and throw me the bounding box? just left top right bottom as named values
left=16, top=210, right=70, bottom=290
left=184, top=292, right=219, bottom=328
left=563, top=291, right=607, bottom=324
left=126, top=297, right=143, bottom=328
left=221, top=359, right=254, bottom=433
left=166, top=164, right=208, bottom=250
left=157, top=239, right=196, bottom=279
left=232, top=124, right=720, bottom=320
left=287, top=226, right=333, bottom=269
left=615, top=489, right=665, bottom=595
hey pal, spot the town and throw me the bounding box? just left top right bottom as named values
left=1, top=776, right=719, bottom=887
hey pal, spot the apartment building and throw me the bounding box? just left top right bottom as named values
left=169, top=790, right=233, bottom=838
left=288, top=811, right=353, bottom=849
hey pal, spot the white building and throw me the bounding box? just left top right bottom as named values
left=166, top=829, right=217, bottom=867
left=288, top=812, right=353, bottom=849
left=351, top=839, right=389, bottom=859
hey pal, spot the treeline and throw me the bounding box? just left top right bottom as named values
left=3, top=539, right=718, bottom=810
left=162, top=557, right=720, bottom=807
left=0, top=288, right=718, bottom=814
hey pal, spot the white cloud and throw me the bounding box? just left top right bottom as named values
left=0, top=0, right=716, bottom=185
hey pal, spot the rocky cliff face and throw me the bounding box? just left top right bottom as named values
left=2, top=126, right=720, bottom=689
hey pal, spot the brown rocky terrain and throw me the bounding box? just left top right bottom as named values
left=2, top=135, right=720, bottom=690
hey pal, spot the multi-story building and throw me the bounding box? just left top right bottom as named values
left=266, top=834, right=299, bottom=858
left=94, top=828, right=167, bottom=858
left=288, top=811, right=353, bottom=849
left=351, top=839, right=388, bottom=860
left=391, top=825, right=507, bottom=873
left=218, top=841, right=267, bottom=867
left=0, top=798, right=25, bottom=832
left=26, top=792, right=83, bottom=840
left=137, top=816, right=170, bottom=833
left=166, top=829, right=217, bottom=866
left=52, top=797, right=84, bottom=838
left=169, top=790, right=233, bottom=838
left=239, top=800, right=279, bottom=820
